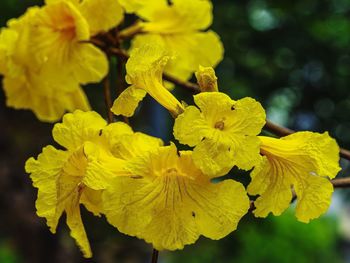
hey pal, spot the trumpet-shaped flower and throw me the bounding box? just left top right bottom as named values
left=25, top=111, right=127, bottom=257
left=131, top=0, right=224, bottom=84
left=0, top=9, right=90, bottom=122
left=29, top=1, right=108, bottom=84
left=103, top=143, right=250, bottom=250
left=111, top=43, right=184, bottom=117
left=248, top=132, right=341, bottom=223
left=174, top=92, right=266, bottom=176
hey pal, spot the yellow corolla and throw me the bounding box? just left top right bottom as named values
left=130, top=0, right=224, bottom=84
left=111, top=43, right=184, bottom=117
left=29, top=0, right=108, bottom=84
left=0, top=8, right=90, bottom=122
left=25, top=111, right=127, bottom=258
left=248, top=132, right=341, bottom=223
left=174, top=92, right=266, bottom=176
left=103, top=143, right=250, bottom=251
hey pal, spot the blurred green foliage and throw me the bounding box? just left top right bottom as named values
left=0, top=0, right=349, bottom=262
left=165, top=211, right=341, bottom=263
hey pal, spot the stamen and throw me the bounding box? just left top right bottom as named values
left=214, top=121, right=225, bottom=130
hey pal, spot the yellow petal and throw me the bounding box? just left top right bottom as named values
left=139, top=0, right=212, bottom=33
left=162, top=31, right=224, bottom=72
left=82, top=142, right=128, bottom=190
left=295, top=176, right=334, bottom=223
left=80, top=188, right=103, bottom=216
left=103, top=145, right=249, bottom=250
left=80, top=0, right=124, bottom=35
left=102, top=122, right=163, bottom=160
left=173, top=106, right=211, bottom=147
left=53, top=110, right=107, bottom=150
left=192, top=138, right=233, bottom=177
left=249, top=156, right=294, bottom=217
left=25, top=146, right=69, bottom=232
left=65, top=190, right=92, bottom=258
left=118, top=0, right=147, bottom=13
left=111, top=86, right=147, bottom=117
left=71, top=44, right=109, bottom=84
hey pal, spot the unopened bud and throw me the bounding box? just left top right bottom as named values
left=195, top=66, right=218, bottom=92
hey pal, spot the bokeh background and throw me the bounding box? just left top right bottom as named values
left=1, top=0, right=350, bottom=262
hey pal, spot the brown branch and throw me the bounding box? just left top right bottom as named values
left=331, top=177, right=350, bottom=188
left=151, top=248, right=159, bottom=263
left=103, top=77, right=114, bottom=124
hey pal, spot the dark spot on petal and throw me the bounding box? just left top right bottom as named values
left=192, top=211, right=196, bottom=217
left=99, top=129, right=103, bottom=136
left=201, top=137, right=206, bottom=142
left=231, top=105, right=235, bottom=110
left=228, top=147, right=231, bottom=152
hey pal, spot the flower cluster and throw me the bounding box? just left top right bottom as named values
left=0, top=0, right=342, bottom=259
left=0, top=0, right=223, bottom=122
left=25, top=46, right=341, bottom=257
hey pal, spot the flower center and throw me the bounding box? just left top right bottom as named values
left=165, top=168, right=178, bottom=177
left=214, top=121, right=225, bottom=130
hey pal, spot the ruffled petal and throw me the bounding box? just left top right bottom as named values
left=192, top=138, right=233, bottom=177
left=71, top=44, right=109, bottom=84
left=173, top=106, right=210, bottom=147
left=249, top=156, right=294, bottom=217
left=82, top=142, right=128, bottom=190
left=65, top=190, right=92, bottom=258
left=111, top=86, right=147, bottom=117
left=295, top=176, right=334, bottom=223
left=140, top=0, right=212, bottom=33
left=52, top=110, right=107, bottom=150
left=25, top=146, right=69, bottom=232
left=103, top=146, right=249, bottom=250
left=80, top=0, right=124, bottom=35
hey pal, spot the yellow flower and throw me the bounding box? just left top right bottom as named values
left=111, top=43, right=184, bottom=117
left=0, top=9, right=91, bottom=122
left=29, top=1, right=108, bottom=84
left=25, top=111, right=127, bottom=257
left=174, top=92, right=266, bottom=176
left=248, top=132, right=341, bottom=223
left=130, top=0, right=224, bottom=84
left=103, top=143, right=250, bottom=250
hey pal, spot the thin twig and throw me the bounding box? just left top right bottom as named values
left=103, top=77, right=114, bottom=124
left=151, top=248, right=159, bottom=263
left=331, top=177, right=350, bottom=188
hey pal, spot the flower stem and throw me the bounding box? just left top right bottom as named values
left=151, top=248, right=159, bottom=263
